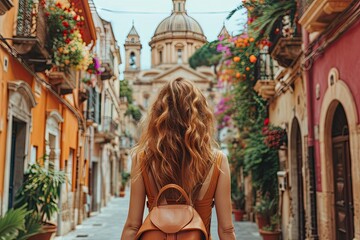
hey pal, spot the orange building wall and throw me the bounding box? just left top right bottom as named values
left=0, top=48, right=36, bottom=196
left=61, top=108, right=79, bottom=190
left=31, top=85, right=46, bottom=160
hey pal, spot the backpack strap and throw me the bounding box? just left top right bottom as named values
left=140, top=153, right=157, bottom=209
left=203, top=151, right=223, bottom=201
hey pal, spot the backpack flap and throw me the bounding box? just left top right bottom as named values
left=149, top=205, right=194, bottom=233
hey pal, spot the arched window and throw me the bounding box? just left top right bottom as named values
left=131, top=38, right=135, bottom=43
left=130, top=52, right=136, bottom=69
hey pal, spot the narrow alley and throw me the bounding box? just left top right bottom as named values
left=55, top=190, right=261, bottom=240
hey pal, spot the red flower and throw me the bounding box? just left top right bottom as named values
left=62, top=21, right=69, bottom=28
left=45, top=12, right=50, bottom=17
left=65, top=38, right=71, bottom=44
left=264, top=118, right=269, bottom=126
left=56, top=2, right=62, bottom=8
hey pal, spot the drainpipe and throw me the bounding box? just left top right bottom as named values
left=302, top=27, right=319, bottom=240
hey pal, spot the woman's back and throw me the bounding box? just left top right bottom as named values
left=121, top=79, right=236, bottom=240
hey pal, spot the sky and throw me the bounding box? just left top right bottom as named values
left=92, top=0, right=246, bottom=78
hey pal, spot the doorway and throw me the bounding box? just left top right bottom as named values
left=331, top=103, right=354, bottom=240
left=8, top=118, right=27, bottom=209
left=291, top=118, right=305, bottom=239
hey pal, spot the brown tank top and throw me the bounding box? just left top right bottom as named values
left=141, top=151, right=223, bottom=237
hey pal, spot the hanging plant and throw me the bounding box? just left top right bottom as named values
left=45, top=0, right=92, bottom=72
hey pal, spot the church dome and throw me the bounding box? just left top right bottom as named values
left=153, top=0, right=204, bottom=37
left=154, top=14, right=204, bottom=36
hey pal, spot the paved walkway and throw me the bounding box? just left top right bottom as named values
left=55, top=190, right=261, bottom=240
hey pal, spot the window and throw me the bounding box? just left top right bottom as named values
left=159, top=51, right=163, bottom=64
left=130, top=52, right=136, bottom=69
left=177, top=49, right=183, bottom=64
left=144, top=98, right=149, bottom=108
left=178, top=2, right=181, bottom=11
left=67, top=149, right=74, bottom=189
left=30, top=146, right=37, bottom=164
left=131, top=38, right=134, bottom=43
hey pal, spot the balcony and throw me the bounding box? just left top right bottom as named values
left=269, top=17, right=302, bottom=68
left=100, top=49, right=115, bottom=80
left=13, top=0, right=51, bottom=72
left=299, top=0, right=352, bottom=33
left=94, top=117, right=119, bottom=144
left=0, top=0, right=13, bottom=15
left=271, top=37, right=302, bottom=68
left=254, top=48, right=276, bottom=100
left=48, top=70, right=76, bottom=95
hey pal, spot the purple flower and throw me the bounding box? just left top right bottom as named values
left=223, top=115, right=231, bottom=122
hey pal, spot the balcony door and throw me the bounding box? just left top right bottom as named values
left=8, top=118, right=26, bottom=209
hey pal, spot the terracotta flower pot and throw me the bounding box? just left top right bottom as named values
left=119, top=191, right=126, bottom=197
left=259, top=229, right=281, bottom=240
left=28, top=223, right=57, bottom=240
left=256, top=214, right=270, bottom=230
left=233, top=209, right=244, bottom=221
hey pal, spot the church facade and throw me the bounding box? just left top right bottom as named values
left=123, top=0, right=221, bottom=113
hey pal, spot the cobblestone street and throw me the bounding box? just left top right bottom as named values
left=55, top=190, right=261, bottom=240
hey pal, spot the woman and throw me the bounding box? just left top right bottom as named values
left=121, top=78, right=236, bottom=240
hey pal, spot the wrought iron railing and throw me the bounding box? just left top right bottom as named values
left=85, top=88, right=101, bottom=123
left=16, top=0, right=46, bottom=41
left=255, top=47, right=274, bottom=81
left=102, top=116, right=118, bottom=133
left=269, top=15, right=302, bottom=54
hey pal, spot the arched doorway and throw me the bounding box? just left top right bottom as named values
left=331, top=103, right=354, bottom=240
left=290, top=118, right=305, bottom=239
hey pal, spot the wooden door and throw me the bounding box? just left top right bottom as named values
left=296, top=123, right=305, bottom=240
left=332, top=104, right=354, bottom=240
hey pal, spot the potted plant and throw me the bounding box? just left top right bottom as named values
left=254, top=195, right=277, bottom=230
left=0, top=205, right=42, bottom=240
left=14, top=161, right=66, bottom=240
left=120, top=171, right=131, bottom=197
left=259, top=214, right=281, bottom=240
left=231, top=188, right=245, bottom=221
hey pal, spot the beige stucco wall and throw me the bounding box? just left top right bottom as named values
left=268, top=64, right=309, bottom=240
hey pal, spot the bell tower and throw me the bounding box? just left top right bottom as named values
left=124, top=22, right=142, bottom=81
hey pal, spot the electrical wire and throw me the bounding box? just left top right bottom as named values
left=0, top=34, right=86, bottom=130
left=100, top=8, right=231, bottom=15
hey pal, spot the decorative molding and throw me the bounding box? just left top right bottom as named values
left=0, top=0, right=13, bottom=15
left=47, top=110, right=64, bottom=123
left=8, top=80, right=37, bottom=108
left=299, top=0, right=352, bottom=33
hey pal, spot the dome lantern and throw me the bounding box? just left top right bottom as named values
left=172, top=0, right=186, bottom=13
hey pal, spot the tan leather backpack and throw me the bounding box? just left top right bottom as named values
left=135, top=184, right=208, bottom=240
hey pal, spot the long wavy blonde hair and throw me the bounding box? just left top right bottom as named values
left=133, top=78, right=217, bottom=198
